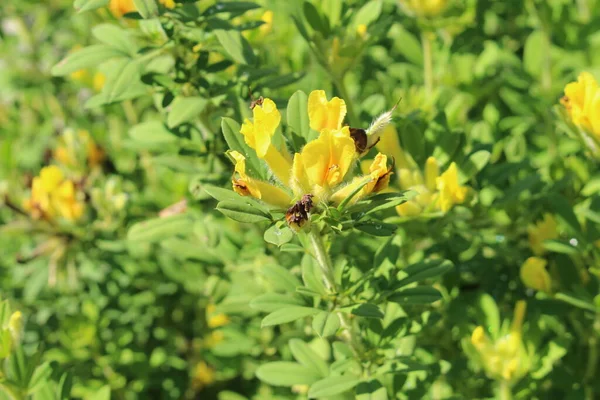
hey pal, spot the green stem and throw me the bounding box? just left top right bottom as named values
left=584, top=315, right=599, bottom=399
left=421, top=31, right=434, bottom=96
left=332, top=75, right=360, bottom=127
left=307, top=226, right=363, bottom=356
left=497, top=380, right=512, bottom=400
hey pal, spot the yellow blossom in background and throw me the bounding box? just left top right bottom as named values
left=307, top=90, right=347, bottom=131
left=93, top=72, right=106, bottom=92
left=561, top=72, right=600, bottom=138
left=356, top=24, right=367, bottom=38
left=206, top=304, right=230, bottom=329
left=400, top=0, right=449, bottom=18
left=520, top=257, right=552, bottom=293
left=191, top=361, right=215, bottom=392
left=53, top=129, right=105, bottom=169
left=23, top=166, right=85, bottom=221
left=469, top=301, right=530, bottom=383
left=109, top=0, right=174, bottom=17
left=436, top=162, right=468, bottom=212
left=527, top=214, right=558, bottom=255
left=260, top=10, right=273, bottom=35
left=203, top=331, right=224, bottom=348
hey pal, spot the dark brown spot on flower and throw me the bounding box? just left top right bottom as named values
left=250, top=96, right=264, bottom=110
left=349, top=127, right=367, bottom=153
left=285, top=194, right=313, bottom=228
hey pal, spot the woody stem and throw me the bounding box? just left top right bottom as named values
left=308, top=225, right=363, bottom=358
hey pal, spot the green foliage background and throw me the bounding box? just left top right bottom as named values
left=1, top=0, right=600, bottom=399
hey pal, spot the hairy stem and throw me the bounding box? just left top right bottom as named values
left=307, top=225, right=363, bottom=356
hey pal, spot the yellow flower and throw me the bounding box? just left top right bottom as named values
left=291, top=126, right=356, bottom=201
left=160, top=0, right=176, bottom=8
left=206, top=304, right=230, bottom=329
left=561, top=72, right=600, bottom=137
left=8, top=311, right=22, bottom=341
left=330, top=153, right=392, bottom=205
left=260, top=10, right=274, bottom=34
left=520, top=257, right=552, bottom=293
left=307, top=90, right=347, bottom=132
left=356, top=24, right=367, bottom=38
left=53, top=129, right=104, bottom=169
left=471, top=326, right=489, bottom=350
left=230, top=151, right=292, bottom=209
left=375, top=125, right=413, bottom=169
left=436, top=162, right=467, bottom=212
left=93, top=72, right=106, bottom=92
left=240, top=99, right=291, bottom=183
left=527, top=214, right=558, bottom=255
left=401, top=0, right=449, bottom=17
left=109, top=0, right=136, bottom=17
left=203, top=331, right=224, bottom=348
left=191, top=361, right=215, bottom=392
left=23, top=166, right=84, bottom=221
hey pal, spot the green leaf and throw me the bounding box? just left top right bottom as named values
left=356, top=380, right=388, bottom=400
left=127, top=215, right=193, bottom=243
left=388, top=23, right=421, bottom=65
left=167, top=97, right=208, bottom=128
left=322, top=0, right=342, bottom=28
left=308, top=375, right=360, bottom=398
left=286, top=90, right=312, bottom=142
left=250, top=293, right=304, bottom=312
left=477, top=294, right=500, bottom=338
left=133, top=0, right=158, bottom=18
left=388, top=287, right=442, bottom=305
left=221, top=117, right=265, bottom=179
left=351, top=0, right=382, bottom=28
left=554, top=292, right=596, bottom=312
left=459, top=150, right=490, bottom=183
left=546, top=194, right=582, bottom=236
left=100, top=59, right=143, bottom=104
left=337, top=178, right=372, bottom=212
left=523, top=30, right=545, bottom=78
left=88, top=386, right=111, bottom=400
left=395, top=259, right=453, bottom=288
left=261, top=306, right=320, bottom=327
left=341, top=303, right=384, bottom=319
left=289, top=339, right=329, bottom=378
left=216, top=200, right=271, bottom=223
left=264, top=225, right=294, bottom=246
left=203, top=2, right=261, bottom=16
left=354, top=221, right=397, bottom=236
left=542, top=240, right=578, bottom=255
left=303, top=2, right=329, bottom=36
left=214, top=29, right=256, bottom=65
left=202, top=185, right=242, bottom=202
left=312, top=311, right=341, bottom=338
left=28, top=362, right=52, bottom=394
left=74, top=0, right=109, bottom=13
left=129, top=121, right=176, bottom=144
left=349, top=191, right=416, bottom=215
left=51, top=45, right=126, bottom=76
left=92, top=24, right=137, bottom=55
left=256, top=362, right=321, bottom=387
left=260, top=264, right=302, bottom=293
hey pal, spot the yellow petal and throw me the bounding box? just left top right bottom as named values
left=264, top=145, right=292, bottom=184
left=240, top=98, right=281, bottom=158
left=471, top=326, right=488, bottom=349
left=109, top=0, right=136, bottom=17
left=527, top=214, right=558, bottom=255
left=375, top=125, right=414, bottom=169
left=330, top=153, right=390, bottom=205
left=308, top=90, right=347, bottom=131
left=424, top=157, right=439, bottom=191
left=396, top=200, right=421, bottom=217
left=39, top=166, right=64, bottom=192
left=520, top=257, right=552, bottom=293
left=436, top=162, right=468, bottom=212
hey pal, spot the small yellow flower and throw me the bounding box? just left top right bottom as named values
left=401, top=0, right=449, bottom=17
left=8, top=311, right=22, bottom=340
left=230, top=151, right=292, bottom=209
left=191, top=361, right=215, bottom=392
left=206, top=304, right=230, bottom=329
left=160, top=0, right=176, bottom=9
left=561, top=72, right=600, bottom=137
left=520, top=257, right=552, bottom=293
left=436, top=162, right=467, bottom=212
left=471, top=326, right=489, bottom=350
left=93, top=72, right=106, bottom=92
left=330, top=153, right=392, bottom=205
left=356, top=24, right=367, bottom=38
left=109, top=0, right=136, bottom=17
left=70, top=69, right=91, bottom=83
left=240, top=99, right=292, bottom=183
left=375, top=125, right=413, bottom=169
left=203, top=331, right=224, bottom=348
left=291, top=126, right=356, bottom=201
left=307, top=90, right=347, bottom=132
left=23, top=166, right=85, bottom=221
left=260, top=10, right=274, bottom=34
left=527, top=214, right=558, bottom=255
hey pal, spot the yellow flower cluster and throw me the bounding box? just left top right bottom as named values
left=470, top=301, right=530, bottom=383
left=400, top=0, right=449, bottom=18
left=0, top=309, right=22, bottom=359
left=23, top=166, right=85, bottom=221
left=109, top=0, right=175, bottom=18
left=561, top=72, right=600, bottom=138
left=230, top=91, right=392, bottom=223
left=527, top=214, right=558, bottom=255
left=206, top=304, right=230, bottom=329
left=375, top=126, right=468, bottom=216
left=53, top=129, right=105, bottom=169
left=191, top=361, right=215, bottom=392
